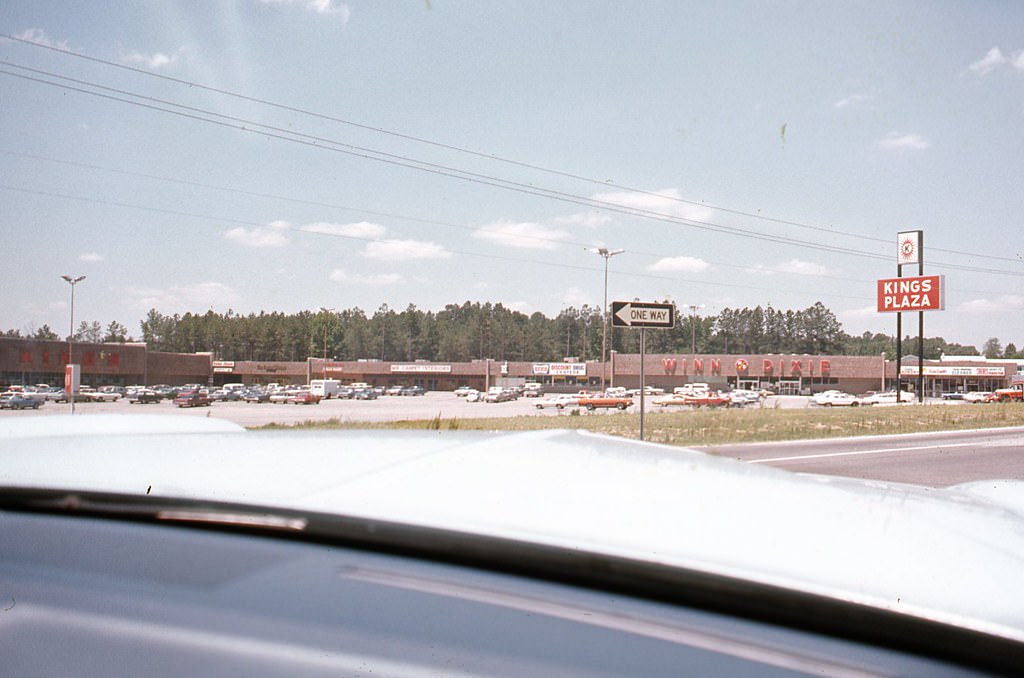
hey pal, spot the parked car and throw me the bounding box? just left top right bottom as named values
left=126, top=389, right=162, bottom=404
left=811, top=391, right=864, bottom=407
left=400, top=385, right=426, bottom=396
left=963, top=391, right=992, bottom=404
left=0, top=394, right=42, bottom=410
left=483, top=387, right=516, bottom=403
left=289, top=390, right=321, bottom=405
left=241, top=388, right=271, bottom=403
left=384, top=385, right=405, bottom=396
left=728, top=389, right=763, bottom=407
left=861, top=391, right=917, bottom=405
left=80, top=386, right=122, bottom=402
left=453, top=385, right=476, bottom=397
left=521, top=383, right=544, bottom=397
left=269, top=390, right=296, bottom=404
left=173, top=391, right=212, bottom=408
left=352, top=388, right=378, bottom=400
left=577, top=393, right=633, bottom=411
left=534, top=393, right=582, bottom=410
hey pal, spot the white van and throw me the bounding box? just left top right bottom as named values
left=310, top=379, right=341, bottom=399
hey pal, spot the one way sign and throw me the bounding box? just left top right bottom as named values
left=611, top=301, right=675, bottom=328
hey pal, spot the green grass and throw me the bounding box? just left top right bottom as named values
left=252, top=402, right=1024, bottom=447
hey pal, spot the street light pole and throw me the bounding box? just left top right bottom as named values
left=61, top=275, right=86, bottom=414
left=589, top=247, right=625, bottom=390
left=687, top=303, right=705, bottom=358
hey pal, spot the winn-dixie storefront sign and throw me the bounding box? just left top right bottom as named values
left=876, top=275, right=944, bottom=313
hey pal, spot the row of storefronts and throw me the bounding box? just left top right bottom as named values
left=3, top=337, right=1020, bottom=396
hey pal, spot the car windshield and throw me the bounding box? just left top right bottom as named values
left=3, top=3, right=1024, bottom=673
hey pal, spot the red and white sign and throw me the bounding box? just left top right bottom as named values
left=897, top=230, right=922, bottom=267
left=876, top=275, right=944, bottom=313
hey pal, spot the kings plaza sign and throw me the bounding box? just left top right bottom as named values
left=876, top=275, right=944, bottom=313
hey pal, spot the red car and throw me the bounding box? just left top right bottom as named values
left=289, top=390, right=322, bottom=405
left=682, top=392, right=731, bottom=408
left=173, top=391, right=212, bottom=408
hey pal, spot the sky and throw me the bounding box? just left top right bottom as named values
left=2, top=1, right=1023, bottom=350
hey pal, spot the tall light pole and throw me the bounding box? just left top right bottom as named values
left=61, top=275, right=86, bottom=414
left=589, top=247, right=625, bottom=390
left=686, top=303, right=705, bottom=358
left=318, top=307, right=335, bottom=361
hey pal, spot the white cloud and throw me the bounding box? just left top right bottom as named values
left=956, top=295, right=1024, bottom=313
left=1013, top=51, right=1024, bottom=72
left=647, top=256, right=710, bottom=273
left=745, top=259, right=830, bottom=277
left=224, top=220, right=290, bottom=248
left=878, top=132, right=930, bottom=151
left=300, top=221, right=386, bottom=240
left=833, top=94, right=869, bottom=109
left=120, top=46, right=192, bottom=70
left=969, top=47, right=1007, bottom=75
left=260, top=0, right=351, bottom=19
left=473, top=220, right=569, bottom=250
left=126, top=282, right=239, bottom=312
left=78, top=252, right=104, bottom=262
left=329, top=269, right=404, bottom=285
left=590, top=188, right=714, bottom=222
left=11, top=28, right=69, bottom=50
left=361, top=239, right=451, bottom=261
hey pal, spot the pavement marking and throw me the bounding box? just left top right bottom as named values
left=748, top=441, right=982, bottom=464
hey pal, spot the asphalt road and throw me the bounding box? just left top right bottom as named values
left=701, top=426, right=1024, bottom=487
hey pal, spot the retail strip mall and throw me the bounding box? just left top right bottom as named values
left=3, top=337, right=1020, bottom=397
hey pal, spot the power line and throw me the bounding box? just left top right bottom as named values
left=4, top=31, right=1021, bottom=267
left=3, top=61, right=1021, bottom=281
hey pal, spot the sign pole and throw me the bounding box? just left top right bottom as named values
left=639, top=327, right=646, bottom=441
left=610, top=300, right=674, bottom=443
left=918, top=232, right=925, bottom=402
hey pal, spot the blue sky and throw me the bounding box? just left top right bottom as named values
left=2, top=1, right=1022, bottom=350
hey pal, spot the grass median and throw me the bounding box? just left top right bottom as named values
left=254, top=402, right=1024, bottom=447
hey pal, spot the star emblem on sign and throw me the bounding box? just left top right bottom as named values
left=900, top=238, right=916, bottom=257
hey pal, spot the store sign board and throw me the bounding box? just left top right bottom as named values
left=876, top=275, right=944, bottom=313
left=532, top=363, right=587, bottom=376
left=900, top=365, right=1006, bottom=377
left=390, top=364, right=452, bottom=373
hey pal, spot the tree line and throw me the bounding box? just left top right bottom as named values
left=7, top=301, right=1014, bottom=362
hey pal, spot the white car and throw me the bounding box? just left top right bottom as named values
left=861, top=391, right=917, bottom=406
left=963, top=391, right=992, bottom=404
left=534, top=393, right=582, bottom=410
left=811, top=391, right=863, bottom=407
left=80, top=387, right=122, bottom=402
left=453, top=385, right=475, bottom=397
left=728, top=389, right=763, bottom=406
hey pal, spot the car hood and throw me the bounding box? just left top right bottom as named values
left=2, top=414, right=1024, bottom=643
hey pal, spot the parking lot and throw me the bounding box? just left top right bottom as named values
left=0, top=392, right=946, bottom=428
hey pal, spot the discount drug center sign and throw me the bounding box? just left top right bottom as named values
left=876, top=275, right=945, bottom=313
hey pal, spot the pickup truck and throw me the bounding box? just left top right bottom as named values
left=986, top=384, right=1024, bottom=403
left=577, top=393, right=633, bottom=411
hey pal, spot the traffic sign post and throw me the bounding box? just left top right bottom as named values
left=612, top=301, right=675, bottom=440
left=611, top=301, right=675, bottom=329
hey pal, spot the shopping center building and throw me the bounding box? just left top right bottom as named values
left=3, top=336, right=1019, bottom=396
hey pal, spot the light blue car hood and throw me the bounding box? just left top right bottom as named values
left=2, top=414, right=1023, bottom=644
